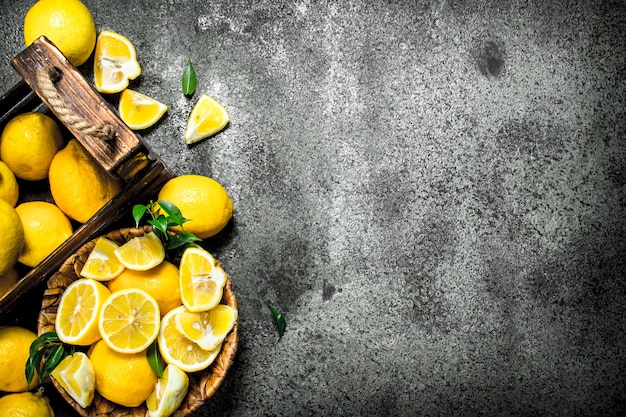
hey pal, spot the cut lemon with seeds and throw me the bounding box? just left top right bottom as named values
left=114, top=231, right=165, bottom=271
left=158, top=305, right=221, bottom=373
left=119, top=89, right=168, bottom=130
left=98, top=288, right=161, bottom=354
left=80, top=237, right=125, bottom=281
left=50, top=352, right=95, bottom=408
left=146, top=364, right=189, bottom=417
left=94, top=30, right=141, bottom=94
left=179, top=247, right=228, bottom=312
left=175, top=304, right=237, bottom=351
left=56, top=278, right=111, bottom=346
left=183, top=94, right=230, bottom=144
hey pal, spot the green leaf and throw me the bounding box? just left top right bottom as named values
left=147, top=341, right=164, bottom=378
left=157, top=200, right=189, bottom=226
left=26, top=332, right=68, bottom=386
left=166, top=232, right=202, bottom=250
left=40, top=344, right=66, bottom=379
left=132, top=204, right=148, bottom=227
left=268, top=303, right=286, bottom=345
left=182, top=59, right=197, bottom=96
left=148, top=217, right=169, bottom=238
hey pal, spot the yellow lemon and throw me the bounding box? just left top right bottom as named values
left=15, top=201, right=73, bottom=267
left=108, top=260, right=181, bottom=316
left=175, top=304, right=237, bottom=352
left=24, top=0, right=96, bottom=67
left=0, top=199, right=25, bottom=276
left=50, top=352, right=95, bottom=408
left=0, top=112, right=63, bottom=181
left=94, top=30, right=141, bottom=94
left=158, top=306, right=221, bottom=373
left=98, top=288, right=161, bottom=354
left=184, top=94, right=230, bottom=144
left=0, top=160, right=19, bottom=206
left=0, top=326, right=38, bottom=392
left=80, top=236, right=125, bottom=281
left=179, top=246, right=227, bottom=312
left=55, top=278, right=111, bottom=346
left=89, top=339, right=157, bottom=408
left=0, top=390, right=55, bottom=417
left=156, top=174, right=233, bottom=239
left=118, top=89, right=168, bottom=130
left=49, top=139, right=123, bottom=223
left=113, top=231, right=166, bottom=271
left=0, top=268, right=20, bottom=298
left=146, top=364, right=189, bottom=417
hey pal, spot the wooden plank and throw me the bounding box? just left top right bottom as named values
left=10, top=36, right=149, bottom=181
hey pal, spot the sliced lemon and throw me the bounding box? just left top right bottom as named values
left=80, top=237, right=125, bottom=281
left=98, top=288, right=161, bottom=354
left=179, top=247, right=227, bottom=312
left=158, top=306, right=221, bottom=373
left=94, top=30, right=141, bottom=94
left=50, top=352, right=95, bottom=408
left=146, top=364, right=189, bottom=417
left=55, top=278, right=111, bottom=346
left=174, top=304, right=237, bottom=351
left=183, top=94, right=230, bottom=144
left=114, top=231, right=165, bottom=271
left=118, top=89, right=168, bottom=130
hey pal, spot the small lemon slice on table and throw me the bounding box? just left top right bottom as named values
left=175, top=304, right=237, bottom=351
left=146, top=364, right=189, bottom=417
left=55, top=278, right=111, bottom=346
left=114, top=231, right=165, bottom=271
left=118, top=89, right=168, bottom=130
left=179, top=246, right=228, bottom=312
left=158, top=305, right=221, bottom=373
left=94, top=30, right=141, bottom=94
left=80, top=236, right=125, bottom=281
left=184, top=94, right=230, bottom=144
left=98, top=288, right=161, bottom=354
left=50, top=352, right=96, bottom=408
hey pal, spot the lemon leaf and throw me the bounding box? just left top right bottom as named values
left=26, top=331, right=73, bottom=387
left=157, top=199, right=189, bottom=227
left=268, top=304, right=286, bottom=345
left=147, top=341, right=164, bottom=378
left=182, top=59, right=197, bottom=96
left=132, top=204, right=148, bottom=227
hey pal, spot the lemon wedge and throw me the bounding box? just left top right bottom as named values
left=50, top=352, right=95, bottom=408
left=80, top=236, right=125, bottom=281
left=114, top=231, right=165, bottom=271
left=146, top=364, right=189, bottom=417
left=174, top=304, right=237, bottom=351
left=119, top=89, right=168, bottom=130
left=183, top=94, right=229, bottom=144
left=94, top=30, right=141, bottom=93
left=179, top=246, right=227, bottom=312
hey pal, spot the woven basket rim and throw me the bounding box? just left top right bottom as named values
left=37, top=226, right=238, bottom=417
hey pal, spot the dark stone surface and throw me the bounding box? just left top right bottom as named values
left=0, top=0, right=625, bottom=416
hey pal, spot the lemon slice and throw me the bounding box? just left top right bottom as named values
left=183, top=94, right=230, bottom=144
left=80, top=237, right=125, bottom=281
left=50, top=352, right=96, bottom=408
left=98, top=288, right=161, bottom=354
left=55, top=278, right=111, bottom=345
left=179, top=247, right=227, bottom=312
left=158, top=306, right=221, bottom=373
left=94, top=30, right=141, bottom=94
left=146, top=364, right=189, bottom=417
left=114, top=231, right=165, bottom=271
left=174, top=304, right=237, bottom=351
left=119, top=89, right=168, bottom=130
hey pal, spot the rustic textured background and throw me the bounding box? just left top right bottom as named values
left=1, top=0, right=625, bottom=416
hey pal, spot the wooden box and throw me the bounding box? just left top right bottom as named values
left=0, top=37, right=173, bottom=319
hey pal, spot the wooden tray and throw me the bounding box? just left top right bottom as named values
left=0, top=37, right=173, bottom=319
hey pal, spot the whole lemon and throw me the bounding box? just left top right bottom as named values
left=49, top=139, right=123, bottom=223
left=0, top=326, right=38, bottom=392
left=89, top=339, right=157, bottom=407
left=0, top=268, right=20, bottom=298
left=0, top=199, right=25, bottom=276
left=23, top=0, right=96, bottom=67
left=0, top=112, right=63, bottom=181
left=108, top=260, right=181, bottom=316
left=156, top=174, right=234, bottom=239
left=0, top=391, right=54, bottom=417
left=16, top=201, right=73, bottom=267
left=0, top=161, right=19, bottom=206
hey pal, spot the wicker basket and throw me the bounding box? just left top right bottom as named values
left=37, top=226, right=239, bottom=417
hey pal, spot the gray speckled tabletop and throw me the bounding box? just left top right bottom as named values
left=0, top=0, right=625, bottom=416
